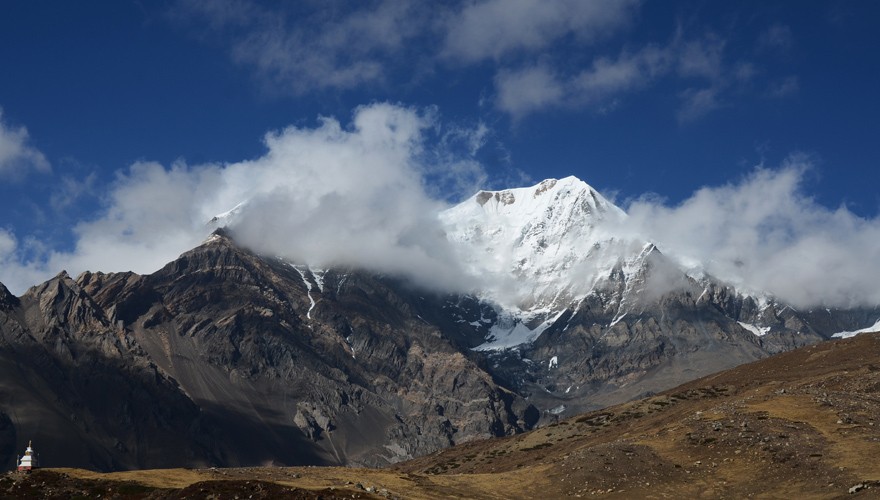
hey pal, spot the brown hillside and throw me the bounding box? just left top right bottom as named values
left=396, top=331, right=880, bottom=498
left=5, top=332, right=879, bottom=499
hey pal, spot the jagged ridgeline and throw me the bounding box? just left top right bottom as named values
left=1, top=178, right=877, bottom=471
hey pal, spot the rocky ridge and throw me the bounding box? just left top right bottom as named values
left=1, top=230, right=534, bottom=471
left=0, top=177, right=878, bottom=471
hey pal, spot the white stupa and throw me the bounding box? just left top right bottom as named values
left=17, top=441, right=37, bottom=472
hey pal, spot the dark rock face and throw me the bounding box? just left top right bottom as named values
left=0, top=234, right=532, bottom=470
left=0, top=272, right=214, bottom=471
left=0, top=233, right=876, bottom=471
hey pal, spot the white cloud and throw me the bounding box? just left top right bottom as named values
left=577, top=46, right=669, bottom=92
left=494, top=44, right=673, bottom=118
left=0, top=230, right=55, bottom=294
left=175, top=0, right=641, bottom=97
left=623, top=155, right=880, bottom=308
left=2, top=126, right=876, bottom=311
left=494, top=65, right=566, bottom=119
left=51, top=172, right=98, bottom=212
left=0, top=108, right=50, bottom=177
left=50, top=160, right=224, bottom=278
left=490, top=24, right=793, bottom=122
left=427, top=121, right=492, bottom=197
left=226, top=104, right=476, bottom=293
left=0, top=230, right=16, bottom=262
left=0, top=103, right=484, bottom=295
left=174, top=0, right=429, bottom=94
left=491, top=30, right=754, bottom=120
left=441, top=0, right=639, bottom=63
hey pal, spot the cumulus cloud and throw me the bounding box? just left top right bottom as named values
left=0, top=108, right=50, bottom=177
left=0, top=103, right=486, bottom=295
left=0, top=161, right=225, bottom=294
left=622, top=155, right=880, bottom=308
left=58, top=161, right=224, bottom=274
left=224, top=104, right=478, bottom=292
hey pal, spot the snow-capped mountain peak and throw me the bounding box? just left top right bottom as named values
left=203, top=175, right=879, bottom=355
left=441, top=176, right=638, bottom=308
left=445, top=176, right=624, bottom=225
left=208, top=201, right=248, bottom=228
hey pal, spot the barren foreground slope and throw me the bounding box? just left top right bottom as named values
left=4, top=332, right=880, bottom=499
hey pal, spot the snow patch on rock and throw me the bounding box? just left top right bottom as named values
left=831, top=318, right=880, bottom=339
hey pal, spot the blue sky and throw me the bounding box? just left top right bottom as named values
left=1, top=1, right=879, bottom=297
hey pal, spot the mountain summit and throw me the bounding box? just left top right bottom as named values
left=442, top=176, right=630, bottom=306
left=0, top=176, right=878, bottom=471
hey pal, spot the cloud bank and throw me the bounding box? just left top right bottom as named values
left=0, top=103, right=485, bottom=295
left=623, top=156, right=880, bottom=308
left=1, top=106, right=877, bottom=310
left=224, top=104, right=481, bottom=292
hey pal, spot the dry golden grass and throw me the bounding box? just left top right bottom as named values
left=748, top=395, right=880, bottom=479
left=50, top=465, right=554, bottom=499
left=51, top=467, right=204, bottom=489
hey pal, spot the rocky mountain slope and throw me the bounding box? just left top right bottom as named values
left=1, top=231, right=534, bottom=471
left=1, top=176, right=878, bottom=471
left=8, top=332, right=880, bottom=499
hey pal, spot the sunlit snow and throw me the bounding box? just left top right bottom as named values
left=442, top=177, right=652, bottom=350
left=737, top=321, right=771, bottom=337
left=474, top=310, right=565, bottom=351
left=293, top=264, right=317, bottom=320
left=831, top=318, right=880, bottom=339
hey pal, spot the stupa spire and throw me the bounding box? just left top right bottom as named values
left=17, top=441, right=37, bottom=472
